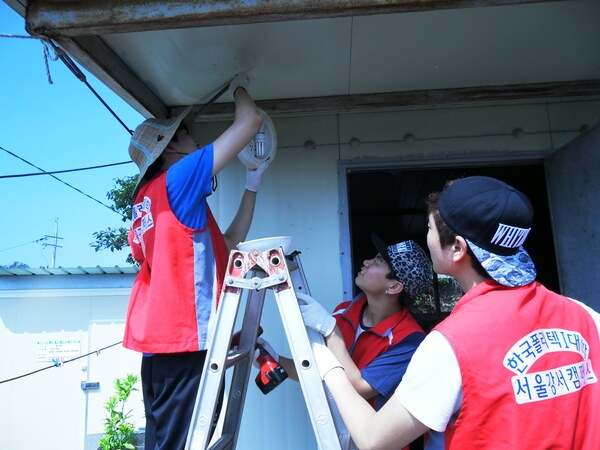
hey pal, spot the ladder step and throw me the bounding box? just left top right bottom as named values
left=208, top=433, right=235, bottom=450
left=225, top=348, right=252, bottom=368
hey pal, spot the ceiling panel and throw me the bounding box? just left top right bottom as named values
left=6, top=0, right=600, bottom=117
left=351, top=2, right=600, bottom=93
left=104, top=17, right=354, bottom=105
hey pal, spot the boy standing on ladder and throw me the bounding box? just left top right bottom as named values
left=123, top=76, right=268, bottom=450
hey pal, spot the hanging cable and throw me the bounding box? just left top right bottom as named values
left=0, top=341, right=122, bottom=385
left=0, top=145, right=122, bottom=216
left=0, top=159, right=132, bottom=179
left=1, top=33, right=134, bottom=135
left=0, top=33, right=60, bottom=84
left=48, top=39, right=134, bottom=135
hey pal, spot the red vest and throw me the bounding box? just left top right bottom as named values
left=435, top=280, right=600, bottom=449
left=336, top=295, right=424, bottom=450
left=334, top=295, right=424, bottom=371
left=124, top=173, right=228, bottom=353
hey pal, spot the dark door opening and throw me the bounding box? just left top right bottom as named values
left=347, top=164, right=558, bottom=329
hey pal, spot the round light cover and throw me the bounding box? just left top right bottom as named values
left=238, top=109, right=277, bottom=169
left=237, top=236, right=292, bottom=254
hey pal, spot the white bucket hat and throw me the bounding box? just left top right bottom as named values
left=129, top=105, right=192, bottom=196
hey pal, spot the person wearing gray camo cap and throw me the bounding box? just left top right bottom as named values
left=257, top=234, right=433, bottom=450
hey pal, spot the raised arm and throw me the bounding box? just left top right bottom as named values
left=212, top=80, right=263, bottom=176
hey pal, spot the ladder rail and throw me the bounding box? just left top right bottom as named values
left=186, top=246, right=346, bottom=450
left=287, top=255, right=351, bottom=450
left=274, top=286, right=342, bottom=450
left=186, top=281, right=244, bottom=450
left=216, top=285, right=267, bottom=448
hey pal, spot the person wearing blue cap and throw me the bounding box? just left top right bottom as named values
left=311, top=176, right=600, bottom=450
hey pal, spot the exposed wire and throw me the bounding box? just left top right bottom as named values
left=0, top=160, right=132, bottom=179
left=1, top=32, right=134, bottom=134
left=0, top=236, right=50, bottom=253
left=0, top=145, right=121, bottom=216
left=0, top=341, right=122, bottom=385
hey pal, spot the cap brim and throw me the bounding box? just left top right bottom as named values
left=466, top=240, right=536, bottom=287
left=371, top=233, right=394, bottom=271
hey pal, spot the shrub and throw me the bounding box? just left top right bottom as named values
left=99, top=374, right=141, bottom=450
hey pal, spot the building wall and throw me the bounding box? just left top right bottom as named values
left=204, top=97, right=600, bottom=306
left=0, top=97, right=598, bottom=450
left=202, top=97, right=600, bottom=448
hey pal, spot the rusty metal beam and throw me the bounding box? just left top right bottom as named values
left=193, top=79, right=600, bottom=120
left=26, top=0, right=558, bottom=38
left=53, top=35, right=166, bottom=118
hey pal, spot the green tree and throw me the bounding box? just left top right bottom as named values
left=1, top=261, right=30, bottom=269
left=91, top=175, right=138, bottom=265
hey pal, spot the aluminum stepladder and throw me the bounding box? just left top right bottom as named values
left=185, top=243, right=348, bottom=450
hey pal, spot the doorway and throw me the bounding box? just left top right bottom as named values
left=345, top=163, right=558, bottom=329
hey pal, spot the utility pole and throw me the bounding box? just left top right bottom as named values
left=43, top=218, right=63, bottom=268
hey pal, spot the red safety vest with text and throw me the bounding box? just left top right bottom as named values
left=124, top=172, right=228, bottom=354
left=435, top=280, right=600, bottom=449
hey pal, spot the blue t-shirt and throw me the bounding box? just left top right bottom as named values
left=361, top=331, right=425, bottom=410
left=166, top=143, right=214, bottom=229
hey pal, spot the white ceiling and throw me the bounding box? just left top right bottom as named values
left=7, top=0, right=600, bottom=119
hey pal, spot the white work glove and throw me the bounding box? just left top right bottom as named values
left=245, top=160, right=269, bottom=192
left=311, top=341, right=344, bottom=381
left=253, top=337, right=279, bottom=369
left=229, top=73, right=250, bottom=98
left=296, top=292, right=336, bottom=337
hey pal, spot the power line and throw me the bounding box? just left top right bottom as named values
left=0, top=340, right=122, bottom=385
left=1, top=34, right=134, bottom=218
left=0, top=159, right=132, bottom=179
left=0, top=145, right=123, bottom=216
left=0, top=236, right=48, bottom=253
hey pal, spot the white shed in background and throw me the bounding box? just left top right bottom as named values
left=0, top=265, right=323, bottom=450
left=0, top=267, right=142, bottom=450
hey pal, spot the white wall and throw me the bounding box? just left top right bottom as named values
left=204, top=97, right=600, bottom=304
left=0, top=278, right=142, bottom=450
left=201, top=97, right=600, bottom=449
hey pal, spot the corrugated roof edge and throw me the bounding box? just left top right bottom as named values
left=0, top=266, right=139, bottom=276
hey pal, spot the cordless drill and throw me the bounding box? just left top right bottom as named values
left=254, top=346, right=288, bottom=394
left=230, top=326, right=288, bottom=394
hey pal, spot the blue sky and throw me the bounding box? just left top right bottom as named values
left=0, top=3, right=145, bottom=268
